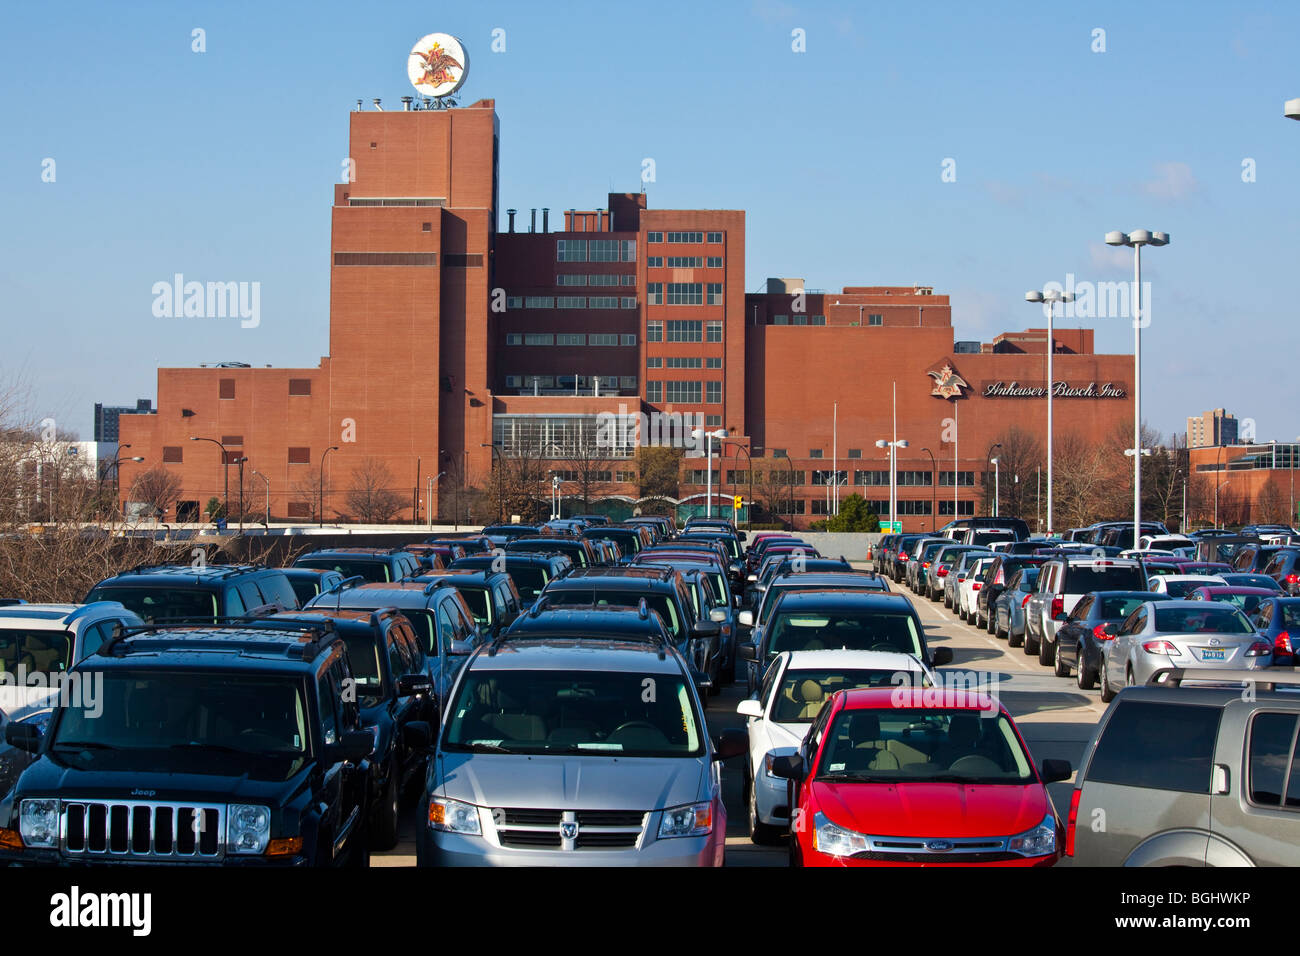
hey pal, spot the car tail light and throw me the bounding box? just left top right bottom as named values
left=1142, top=640, right=1179, bottom=655
left=937, top=567, right=948, bottom=577
left=1050, top=596, right=1063, bottom=618
left=899, top=552, right=909, bottom=561
left=957, top=574, right=966, bottom=583
left=1287, top=574, right=1298, bottom=585
left=1246, top=641, right=1273, bottom=657
left=1092, top=624, right=1113, bottom=641
left=922, top=562, right=930, bottom=569
left=1021, top=593, right=1032, bottom=608
left=1065, top=788, right=1081, bottom=857
left=1276, top=631, right=1293, bottom=654
left=972, top=582, right=982, bottom=591
left=994, top=569, right=1004, bottom=585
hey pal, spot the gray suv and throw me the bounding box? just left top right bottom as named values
left=1069, top=670, right=1300, bottom=866
left=415, top=611, right=746, bottom=866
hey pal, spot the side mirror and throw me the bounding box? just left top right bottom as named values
left=710, top=728, right=748, bottom=762
left=931, top=647, right=953, bottom=666
left=449, top=639, right=473, bottom=656
left=768, top=753, right=805, bottom=781
left=4, top=722, right=42, bottom=754
left=746, top=574, right=758, bottom=583
left=692, top=620, right=721, bottom=637
left=327, top=729, right=374, bottom=764
left=1039, top=758, right=1073, bottom=784
left=733, top=594, right=744, bottom=608
left=736, top=698, right=764, bottom=719
left=709, top=607, right=728, bottom=623
left=737, top=643, right=758, bottom=662
left=402, top=720, right=434, bottom=751
left=397, top=673, right=433, bottom=697
left=737, top=532, right=748, bottom=542
left=737, top=610, right=754, bottom=627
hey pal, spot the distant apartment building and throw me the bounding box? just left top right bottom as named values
left=93, top=400, right=153, bottom=443
left=1187, top=408, right=1239, bottom=448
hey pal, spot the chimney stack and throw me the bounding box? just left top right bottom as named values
left=506, top=209, right=517, bottom=232
left=542, top=208, right=549, bottom=233
left=530, top=209, right=536, bottom=233
left=372, top=98, right=383, bottom=111
left=401, top=96, right=412, bottom=110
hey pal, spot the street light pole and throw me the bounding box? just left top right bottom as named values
left=319, top=445, right=339, bottom=528
left=189, top=436, right=230, bottom=521
left=876, top=436, right=910, bottom=532
left=232, top=456, right=248, bottom=535
left=1106, top=228, right=1170, bottom=546
left=1025, top=290, right=1074, bottom=535
left=985, top=442, right=1003, bottom=517
left=722, top=441, right=752, bottom=529
left=990, top=457, right=1000, bottom=518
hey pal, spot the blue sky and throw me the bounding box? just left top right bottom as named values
left=3, top=0, right=1298, bottom=442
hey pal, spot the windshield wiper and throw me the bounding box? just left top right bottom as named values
left=456, top=742, right=515, bottom=754
left=169, top=742, right=262, bottom=755
left=52, top=740, right=117, bottom=750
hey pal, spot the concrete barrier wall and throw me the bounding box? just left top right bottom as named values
left=756, top=532, right=884, bottom=561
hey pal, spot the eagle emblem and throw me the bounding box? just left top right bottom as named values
left=407, top=34, right=468, bottom=99
left=928, top=363, right=969, bottom=400
left=410, top=44, right=462, bottom=90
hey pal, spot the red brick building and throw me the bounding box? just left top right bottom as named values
left=119, top=97, right=1137, bottom=532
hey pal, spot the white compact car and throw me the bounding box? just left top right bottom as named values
left=1148, top=574, right=1227, bottom=598
left=734, top=648, right=936, bottom=844
left=957, top=556, right=998, bottom=623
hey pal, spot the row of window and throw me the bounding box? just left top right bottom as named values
left=162, top=446, right=323, bottom=466
left=642, top=256, right=726, bottom=269
left=217, top=378, right=313, bottom=400
left=645, top=356, right=723, bottom=369
left=646, top=320, right=724, bottom=343
left=505, top=333, right=637, bottom=347
left=645, top=282, right=725, bottom=306
left=556, top=239, right=637, bottom=263
left=646, top=231, right=723, bottom=243
left=509, top=296, right=637, bottom=310
left=770, top=314, right=828, bottom=326
left=504, top=375, right=639, bottom=392
left=555, top=274, right=637, bottom=287
left=646, top=381, right=723, bottom=404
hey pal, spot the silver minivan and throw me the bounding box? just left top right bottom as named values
left=415, top=614, right=745, bottom=866
left=1069, top=670, right=1300, bottom=866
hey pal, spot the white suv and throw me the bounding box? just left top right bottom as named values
left=734, top=649, right=936, bottom=844
left=957, top=556, right=998, bottom=623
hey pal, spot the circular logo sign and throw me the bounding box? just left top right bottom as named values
left=408, top=33, right=468, bottom=98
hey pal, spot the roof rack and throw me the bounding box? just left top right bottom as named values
left=1148, top=668, right=1300, bottom=690
left=100, top=616, right=338, bottom=658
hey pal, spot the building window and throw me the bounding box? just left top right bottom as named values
left=621, top=275, right=636, bottom=286
left=588, top=239, right=619, bottom=262
left=587, top=274, right=620, bottom=286
left=793, top=314, right=807, bottom=325
left=421, top=222, right=431, bottom=232
left=162, top=446, right=183, bottom=463
left=664, top=381, right=703, bottom=403
left=505, top=376, right=523, bottom=388
left=811, top=470, right=849, bottom=487
left=218, top=378, right=235, bottom=400
left=665, top=357, right=702, bottom=369
left=556, top=240, right=587, bottom=262
left=620, top=239, right=637, bottom=262
left=647, top=321, right=663, bottom=342
left=590, top=333, right=618, bottom=346
left=666, top=256, right=703, bottom=268
left=621, top=334, right=637, bottom=346
left=556, top=296, right=587, bottom=309
left=939, top=500, right=976, bottom=516
left=666, top=283, right=703, bottom=305
left=773, top=315, right=788, bottom=325
left=939, top=471, right=976, bottom=487
left=647, top=356, right=662, bottom=368
left=444, top=254, right=483, bottom=267
left=619, top=377, right=637, bottom=390
left=809, top=449, right=824, bottom=459
left=524, top=333, right=554, bottom=346
left=506, top=333, right=523, bottom=345
left=289, top=378, right=311, bottom=396
left=221, top=435, right=243, bottom=447
left=288, top=447, right=310, bottom=465
left=647, top=381, right=662, bottom=402
left=589, top=296, right=619, bottom=309
left=771, top=449, right=787, bottom=458
left=812, top=315, right=826, bottom=325
left=707, top=282, right=723, bottom=305
left=666, top=231, right=704, bottom=243
left=706, top=257, right=723, bottom=268
left=647, top=256, right=664, bottom=268
left=706, top=321, right=723, bottom=342
left=333, top=252, right=437, bottom=266
left=621, top=297, right=637, bottom=309
left=506, top=296, right=524, bottom=309
left=616, top=470, right=636, bottom=483
left=706, top=381, right=722, bottom=404
left=646, top=282, right=663, bottom=305
left=869, top=313, right=883, bottom=326
left=556, top=333, right=585, bottom=346
left=706, top=416, right=723, bottom=428
left=706, top=357, right=722, bottom=369
left=666, top=320, right=703, bottom=342
left=557, top=275, right=587, bottom=286
left=707, top=231, right=722, bottom=243
left=647, top=231, right=663, bottom=243
left=525, top=296, right=554, bottom=309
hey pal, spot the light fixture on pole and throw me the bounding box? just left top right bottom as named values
left=319, top=446, right=339, bottom=528
left=1286, top=97, right=1300, bottom=121
left=691, top=427, right=729, bottom=518
left=1106, top=228, right=1170, bottom=547
left=989, top=457, right=1000, bottom=518
left=985, top=441, right=1003, bottom=517
left=1024, top=289, right=1073, bottom=535
left=189, top=436, right=230, bottom=521
left=875, top=437, right=909, bottom=531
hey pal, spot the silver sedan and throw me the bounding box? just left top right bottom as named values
left=1099, top=599, right=1274, bottom=701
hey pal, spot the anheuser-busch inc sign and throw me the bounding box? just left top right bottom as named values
left=983, top=381, right=1127, bottom=399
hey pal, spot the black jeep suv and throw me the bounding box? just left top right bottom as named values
left=0, top=619, right=376, bottom=866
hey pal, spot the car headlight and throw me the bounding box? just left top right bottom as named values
left=428, top=797, right=481, bottom=835
left=1007, top=814, right=1057, bottom=857
left=226, top=804, right=271, bottom=855
left=658, top=802, right=712, bottom=838
left=763, top=752, right=792, bottom=779
left=19, top=798, right=59, bottom=848
left=812, top=811, right=869, bottom=857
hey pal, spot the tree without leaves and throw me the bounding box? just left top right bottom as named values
left=637, top=446, right=682, bottom=513
left=345, top=458, right=405, bottom=523
left=129, top=465, right=184, bottom=518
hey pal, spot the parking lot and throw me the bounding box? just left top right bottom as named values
left=374, top=562, right=1104, bottom=867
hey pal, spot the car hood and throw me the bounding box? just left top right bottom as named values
left=811, top=780, right=1050, bottom=839
left=13, top=760, right=312, bottom=806
left=764, top=720, right=810, bottom=753
left=436, top=752, right=707, bottom=811
left=0, top=686, right=58, bottom=723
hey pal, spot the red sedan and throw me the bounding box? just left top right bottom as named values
left=771, top=688, right=1070, bottom=866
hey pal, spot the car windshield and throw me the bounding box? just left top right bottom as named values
left=443, top=670, right=702, bottom=756
left=1164, top=579, right=1216, bottom=597
left=1223, top=575, right=1280, bottom=591
left=1154, top=606, right=1254, bottom=634
left=508, top=567, right=548, bottom=602
left=1063, top=565, right=1145, bottom=591
left=1203, top=592, right=1268, bottom=614
left=0, top=628, right=73, bottom=675
left=457, top=587, right=491, bottom=626
left=1099, top=596, right=1148, bottom=619
left=550, top=589, right=683, bottom=642
left=768, top=609, right=922, bottom=659
left=772, top=669, right=931, bottom=724
left=51, top=671, right=309, bottom=771
left=287, top=578, right=323, bottom=605
left=816, top=708, right=1033, bottom=784
left=295, top=558, right=390, bottom=582
left=86, top=586, right=218, bottom=623
left=338, top=631, right=383, bottom=693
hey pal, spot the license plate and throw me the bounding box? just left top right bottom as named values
left=1200, top=648, right=1226, bottom=662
